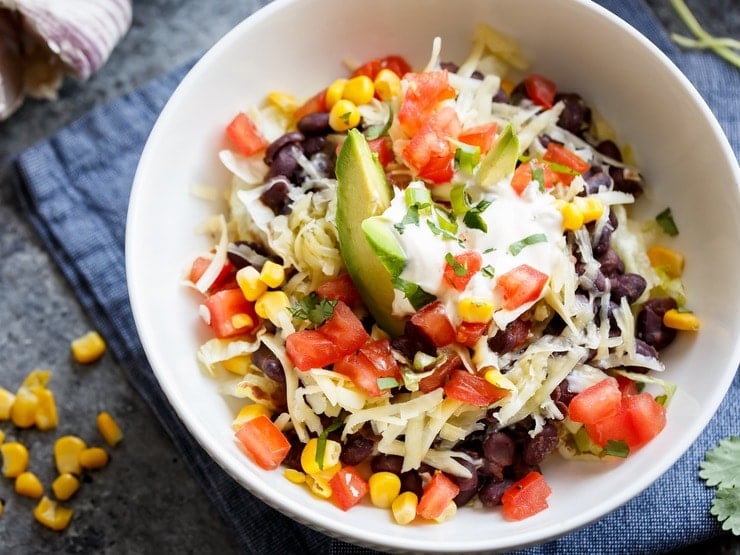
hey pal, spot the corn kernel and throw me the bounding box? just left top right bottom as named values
left=255, top=291, right=291, bottom=326
left=259, top=260, right=285, bottom=288
left=71, top=331, right=107, bottom=364
left=432, top=500, right=458, bottom=523
left=483, top=366, right=515, bottom=391
left=300, top=437, right=342, bottom=475
left=458, top=298, right=494, bottom=324
left=0, top=430, right=5, bottom=445
left=97, top=412, right=123, bottom=447
left=54, top=436, right=87, bottom=475
left=20, top=369, right=51, bottom=390
left=11, top=389, right=38, bottom=429
left=15, top=471, right=44, bottom=499
left=1, top=442, right=29, bottom=478
left=647, top=245, right=685, bottom=278
left=79, top=447, right=109, bottom=470
left=663, top=308, right=700, bottom=331
left=52, top=473, right=80, bottom=501
left=305, top=472, right=333, bottom=499
left=556, top=199, right=584, bottom=231
left=231, top=403, right=272, bottom=431
left=329, top=99, right=361, bottom=132
left=236, top=266, right=268, bottom=301
left=222, top=355, right=252, bottom=376
left=283, top=468, right=306, bottom=484
left=573, top=196, right=604, bottom=224
left=325, top=78, right=348, bottom=109
left=231, top=312, right=255, bottom=330
left=266, top=91, right=299, bottom=115
left=0, top=387, right=15, bottom=420
left=34, top=496, right=73, bottom=531
left=368, top=471, right=401, bottom=508
left=392, top=491, right=418, bottom=525
left=342, top=75, right=375, bottom=105
left=373, top=69, right=401, bottom=101
left=500, top=78, right=515, bottom=96
left=34, top=388, right=58, bottom=431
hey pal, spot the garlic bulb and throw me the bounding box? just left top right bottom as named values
left=0, top=0, right=132, bottom=120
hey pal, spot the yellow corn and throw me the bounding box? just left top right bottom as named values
left=230, top=312, right=255, bottom=331
left=500, top=78, right=515, bottom=96
left=300, top=437, right=342, bottom=475
left=483, top=366, right=515, bottom=391
left=231, top=403, right=272, bottom=431
left=255, top=291, right=291, bottom=326
left=11, top=389, right=38, bottom=429
left=71, top=331, right=107, bottom=364
left=373, top=69, right=401, bottom=101
left=304, top=472, right=333, bottom=499
left=329, top=99, right=361, bottom=132
left=283, top=468, right=306, bottom=484
left=97, top=412, right=123, bottom=447
left=236, top=266, right=268, bottom=301
left=15, top=471, right=44, bottom=499
left=458, top=298, right=494, bottom=324
left=34, top=388, right=58, bottom=431
left=556, top=199, right=584, bottom=231
left=259, top=260, right=285, bottom=288
left=0, top=499, right=3, bottom=518
left=368, top=471, right=401, bottom=508
left=52, top=473, right=80, bottom=501
left=647, top=245, right=685, bottom=278
left=663, top=308, right=700, bottom=331
left=222, top=355, right=252, bottom=376
left=0, top=430, right=5, bottom=445
left=342, top=75, right=375, bottom=105
left=391, top=491, right=418, bottom=525
left=324, top=78, right=348, bottom=110
left=34, top=496, right=73, bottom=531
left=0, top=386, right=15, bottom=420
left=573, top=196, right=604, bottom=224
left=432, top=500, right=458, bottom=523
left=266, top=91, right=299, bottom=115
left=20, top=369, right=51, bottom=390
left=79, top=447, right=109, bottom=470
left=1, top=442, right=29, bottom=478
left=54, top=436, right=87, bottom=475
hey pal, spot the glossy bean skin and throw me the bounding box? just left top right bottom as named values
left=591, top=209, right=618, bottom=257
left=608, top=273, right=647, bottom=304
left=581, top=166, right=613, bottom=195
left=252, top=343, right=285, bottom=383
left=487, top=318, right=531, bottom=355
left=636, top=297, right=678, bottom=350
left=451, top=459, right=479, bottom=506
left=522, top=422, right=559, bottom=466
left=297, top=111, right=331, bottom=135
left=597, top=249, right=625, bottom=277
left=555, top=92, right=591, bottom=135
left=264, top=131, right=304, bottom=165
left=259, top=178, right=292, bottom=216
left=340, top=433, right=376, bottom=466
left=265, top=143, right=302, bottom=180
left=478, top=478, right=514, bottom=507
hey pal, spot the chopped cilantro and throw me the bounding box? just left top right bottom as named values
left=700, top=436, right=740, bottom=535
left=289, top=292, right=337, bottom=325
left=427, top=219, right=464, bottom=246
left=481, top=264, right=495, bottom=278
left=656, top=207, right=679, bottom=236
left=509, top=233, right=548, bottom=256
left=445, top=253, right=468, bottom=277
left=604, top=439, right=630, bottom=458
left=391, top=277, right=436, bottom=310
left=315, top=418, right=344, bottom=470
left=394, top=205, right=420, bottom=234
left=532, top=165, right=546, bottom=192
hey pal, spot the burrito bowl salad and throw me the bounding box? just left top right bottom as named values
left=185, top=23, right=699, bottom=524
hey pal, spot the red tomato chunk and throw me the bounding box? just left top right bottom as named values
left=417, top=471, right=460, bottom=520
left=226, top=112, right=268, bottom=157
left=501, top=471, right=552, bottom=520
left=444, top=370, right=509, bottom=406
left=204, top=288, right=259, bottom=339
left=235, top=415, right=291, bottom=471
left=410, top=301, right=456, bottom=348
left=329, top=466, right=369, bottom=511
left=494, top=264, right=549, bottom=311
left=334, top=339, right=401, bottom=397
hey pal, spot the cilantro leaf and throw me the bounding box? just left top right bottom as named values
left=603, top=439, right=630, bottom=458
left=700, top=436, right=740, bottom=488
left=656, top=207, right=679, bottom=236
left=711, top=486, right=740, bottom=535
left=315, top=418, right=344, bottom=470
left=391, top=277, right=435, bottom=310
left=289, top=292, right=337, bottom=325
left=509, top=233, right=548, bottom=256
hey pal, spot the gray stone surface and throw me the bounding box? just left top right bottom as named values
left=0, top=0, right=737, bottom=553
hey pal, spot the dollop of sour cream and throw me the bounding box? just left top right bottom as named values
left=383, top=178, right=567, bottom=331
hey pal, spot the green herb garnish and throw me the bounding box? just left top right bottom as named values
left=445, top=253, right=468, bottom=277
left=364, top=106, right=394, bottom=140
left=700, top=436, right=740, bottom=535
left=656, top=207, right=679, bottom=236
left=454, top=142, right=481, bottom=174
left=394, top=205, right=420, bottom=234
left=290, top=292, right=338, bottom=325
left=604, top=439, right=630, bottom=458
left=315, top=418, right=344, bottom=470
left=391, top=277, right=436, bottom=310
left=509, top=233, right=548, bottom=256
left=481, top=264, right=495, bottom=278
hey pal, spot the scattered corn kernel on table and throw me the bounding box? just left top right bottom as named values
left=0, top=0, right=737, bottom=553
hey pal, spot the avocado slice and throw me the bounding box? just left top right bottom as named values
left=477, top=123, right=519, bottom=188
left=335, top=129, right=405, bottom=336
left=361, top=216, right=407, bottom=278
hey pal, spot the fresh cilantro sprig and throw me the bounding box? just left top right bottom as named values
left=700, top=436, right=740, bottom=535
left=289, top=292, right=337, bottom=325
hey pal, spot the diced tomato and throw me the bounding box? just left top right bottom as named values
left=410, top=301, right=456, bottom=347
left=402, top=106, right=461, bottom=181
left=615, top=375, right=639, bottom=396
left=418, top=155, right=455, bottom=184
left=398, top=71, right=457, bottom=136
left=458, top=122, right=498, bottom=153
left=335, top=339, right=401, bottom=397
left=501, top=471, right=552, bottom=520
left=204, top=288, right=259, bottom=339
left=455, top=321, right=489, bottom=348
left=584, top=404, right=640, bottom=449
left=318, top=301, right=370, bottom=354
left=294, top=89, right=327, bottom=121
left=523, top=74, right=557, bottom=109
left=352, top=55, right=412, bottom=80
left=416, top=471, right=460, bottom=520
left=226, top=112, right=268, bottom=157
left=494, top=265, right=549, bottom=311
left=567, top=377, right=622, bottom=424
left=442, top=250, right=482, bottom=291
left=316, top=274, right=362, bottom=307
left=418, top=352, right=462, bottom=393
left=443, top=370, right=509, bottom=406
left=510, top=161, right=557, bottom=195
left=188, top=257, right=236, bottom=292
left=543, top=142, right=590, bottom=185
left=285, top=329, right=341, bottom=371
left=235, top=415, right=291, bottom=470
left=366, top=136, right=395, bottom=168
left=623, top=392, right=667, bottom=446
left=329, top=466, right=369, bottom=511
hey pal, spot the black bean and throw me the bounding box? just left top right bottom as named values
left=487, top=319, right=530, bottom=355
left=251, top=344, right=285, bottom=383
left=596, top=139, right=623, bottom=162
left=482, top=431, right=515, bottom=470
left=340, top=434, right=376, bottom=466
left=259, top=178, right=292, bottom=216
left=301, top=135, right=326, bottom=157
left=478, top=478, right=514, bottom=507
left=264, top=132, right=304, bottom=166
left=522, top=422, right=559, bottom=466
left=492, top=88, right=509, bottom=104
left=440, top=61, right=459, bottom=73
left=609, top=273, right=647, bottom=304
left=297, top=111, right=331, bottom=135
left=400, top=471, right=424, bottom=497
left=597, top=249, right=625, bottom=277
left=370, top=454, right=403, bottom=474
left=581, top=166, right=613, bottom=195
left=635, top=337, right=659, bottom=359
left=636, top=297, right=678, bottom=350
left=266, top=143, right=302, bottom=180
left=609, top=166, right=644, bottom=196
left=401, top=318, right=438, bottom=356
left=591, top=209, right=618, bottom=257
left=451, top=459, right=479, bottom=506
left=555, top=93, right=591, bottom=135
left=552, top=379, right=577, bottom=407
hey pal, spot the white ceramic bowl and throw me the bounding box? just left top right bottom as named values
left=126, top=0, right=740, bottom=552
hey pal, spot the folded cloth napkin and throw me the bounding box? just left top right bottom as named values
left=13, top=0, right=739, bottom=553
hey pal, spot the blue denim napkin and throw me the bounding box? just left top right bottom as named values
left=13, top=1, right=739, bottom=553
